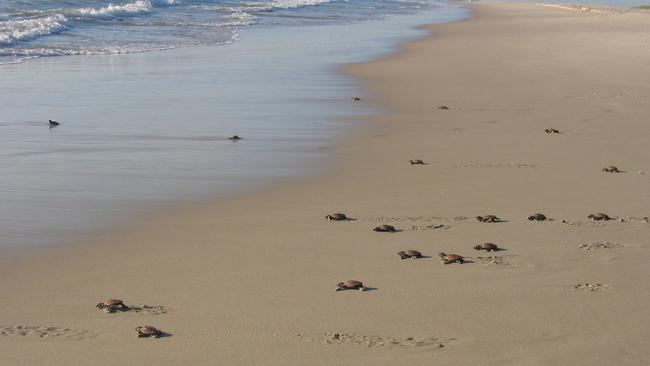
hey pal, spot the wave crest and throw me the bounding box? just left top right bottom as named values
left=0, top=14, right=67, bottom=45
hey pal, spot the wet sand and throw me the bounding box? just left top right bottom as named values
left=1, top=2, right=650, bottom=365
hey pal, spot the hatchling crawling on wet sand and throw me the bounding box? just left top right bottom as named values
left=588, top=213, right=612, bottom=221
left=409, top=159, right=425, bottom=165
left=545, top=128, right=560, bottom=134
left=473, top=243, right=499, bottom=252
left=136, top=325, right=162, bottom=338
left=325, top=213, right=349, bottom=221
left=336, top=280, right=366, bottom=291
left=96, top=299, right=129, bottom=313
left=528, top=213, right=548, bottom=221
left=373, top=224, right=397, bottom=232
left=398, top=250, right=423, bottom=259
left=602, top=166, right=622, bottom=173
left=476, top=215, right=503, bottom=223
left=439, top=252, right=464, bottom=264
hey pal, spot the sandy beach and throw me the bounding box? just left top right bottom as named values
left=2, top=2, right=650, bottom=365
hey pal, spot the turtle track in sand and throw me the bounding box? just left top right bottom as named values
left=573, top=283, right=609, bottom=293
left=0, top=325, right=95, bottom=340
left=315, top=332, right=447, bottom=350
left=577, top=242, right=625, bottom=251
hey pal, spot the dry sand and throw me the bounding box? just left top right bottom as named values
left=1, top=2, right=650, bottom=365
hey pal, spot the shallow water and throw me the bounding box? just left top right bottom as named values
left=0, top=0, right=446, bottom=65
left=0, top=4, right=469, bottom=248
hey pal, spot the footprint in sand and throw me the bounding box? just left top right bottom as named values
left=0, top=326, right=95, bottom=340
left=319, top=332, right=445, bottom=350
left=577, top=242, right=624, bottom=251
left=409, top=224, right=451, bottom=231
left=128, top=305, right=173, bottom=315
left=360, top=216, right=468, bottom=223
left=574, top=283, right=609, bottom=293
left=451, top=162, right=538, bottom=169
left=472, top=256, right=516, bottom=267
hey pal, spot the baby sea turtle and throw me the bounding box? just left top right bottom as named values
left=439, top=252, right=464, bottom=264
left=409, top=159, right=425, bottom=165
left=227, top=135, right=242, bottom=141
left=528, top=213, right=547, bottom=221
left=335, top=280, right=366, bottom=291
left=373, top=224, right=397, bottom=232
left=602, top=166, right=621, bottom=173
left=351, top=96, right=362, bottom=102
left=473, top=243, right=499, bottom=252
left=588, top=213, right=611, bottom=221
left=476, top=215, right=503, bottom=223
left=398, top=250, right=423, bottom=259
left=438, top=105, right=450, bottom=110
left=325, top=213, right=348, bottom=221
left=135, top=325, right=162, bottom=338
left=48, top=119, right=60, bottom=128
left=544, top=128, right=560, bottom=134
left=96, top=299, right=129, bottom=313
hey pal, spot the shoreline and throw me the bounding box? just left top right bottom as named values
left=2, top=2, right=650, bottom=365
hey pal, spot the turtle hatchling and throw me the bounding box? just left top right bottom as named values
left=325, top=213, right=348, bottom=221
left=439, top=252, right=464, bottom=264
left=476, top=215, right=502, bottom=223
left=473, top=243, right=499, bottom=252
left=398, top=250, right=423, bottom=259
left=373, top=224, right=397, bottom=232
left=602, top=166, right=621, bottom=173
left=588, top=213, right=611, bottom=221
left=96, top=299, right=129, bottom=313
left=336, top=280, right=366, bottom=291
left=409, top=159, right=425, bottom=165
left=136, top=325, right=162, bottom=338
left=528, top=213, right=547, bottom=221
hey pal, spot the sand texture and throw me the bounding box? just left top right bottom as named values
left=1, top=3, right=650, bottom=365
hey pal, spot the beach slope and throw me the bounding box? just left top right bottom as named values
left=1, top=3, right=650, bottom=365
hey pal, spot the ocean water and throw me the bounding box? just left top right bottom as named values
left=0, top=1, right=469, bottom=248
left=0, top=0, right=451, bottom=65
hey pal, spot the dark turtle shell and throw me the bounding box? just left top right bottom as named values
left=326, top=213, right=348, bottom=221
left=409, top=159, right=424, bottom=165
left=476, top=215, right=501, bottom=223
left=438, top=105, right=450, bottom=110
left=373, top=224, right=396, bottom=232
left=588, top=213, right=611, bottom=221
left=545, top=128, right=560, bottom=134
left=398, top=250, right=422, bottom=259
left=602, top=166, right=620, bottom=173
left=136, top=325, right=162, bottom=338
left=528, top=213, right=547, bottom=221
left=473, top=243, right=498, bottom=252
left=336, top=280, right=365, bottom=291
left=439, top=252, right=464, bottom=264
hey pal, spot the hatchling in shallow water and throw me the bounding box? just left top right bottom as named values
left=588, top=213, right=612, bottom=221
left=439, top=252, right=464, bottom=264
left=336, top=280, right=366, bottom=291
left=398, top=250, right=423, bottom=259
left=602, top=166, right=621, bottom=173
left=473, top=243, right=499, bottom=252
left=409, top=159, right=425, bottom=165
left=373, top=224, right=397, bottom=232
left=476, top=215, right=502, bottom=223
left=96, top=299, right=129, bottom=313
left=227, top=135, right=242, bottom=141
left=351, top=96, right=362, bottom=102
left=438, top=105, right=450, bottom=110
left=325, top=213, right=348, bottom=221
left=136, top=325, right=162, bottom=338
left=528, top=213, right=548, bottom=221
left=544, top=128, right=560, bottom=134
